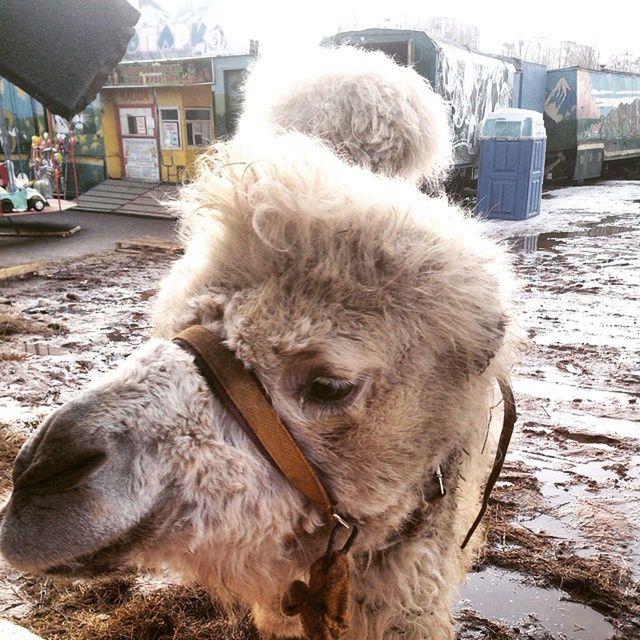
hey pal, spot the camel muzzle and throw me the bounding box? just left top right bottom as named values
left=11, top=403, right=107, bottom=496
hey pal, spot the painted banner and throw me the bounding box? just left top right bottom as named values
left=106, top=58, right=212, bottom=88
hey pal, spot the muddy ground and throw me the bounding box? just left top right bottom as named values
left=0, top=181, right=638, bottom=639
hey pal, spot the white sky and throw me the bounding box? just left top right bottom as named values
left=151, top=0, right=640, bottom=60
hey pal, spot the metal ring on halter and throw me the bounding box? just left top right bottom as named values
left=326, top=513, right=359, bottom=557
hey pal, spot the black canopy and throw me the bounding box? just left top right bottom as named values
left=0, top=0, right=140, bottom=118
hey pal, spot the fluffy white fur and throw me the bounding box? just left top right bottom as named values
left=237, top=47, right=452, bottom=186
left=0, top=51, right=519, bottom=640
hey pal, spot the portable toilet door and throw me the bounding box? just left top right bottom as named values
left=476, top=108, right=546, bottom=220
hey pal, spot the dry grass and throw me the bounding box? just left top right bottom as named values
left=0, top=429, right=25, bottom=493
left=19, top=576, right=259, bottom=640
left=0, top=348, right=27, bottom=361
left=0, top=310, right=47, bottom=340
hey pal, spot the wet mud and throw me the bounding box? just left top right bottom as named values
left=1, top=181, right=639, bottom=639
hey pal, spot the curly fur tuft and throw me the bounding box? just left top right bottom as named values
left=236, top=47, right=452, bottom=186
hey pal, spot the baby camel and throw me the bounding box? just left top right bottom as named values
left=0, top=52, right=518, bottom=640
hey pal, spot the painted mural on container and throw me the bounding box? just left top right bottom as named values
left=0, top=77, right=46, bottom=166
left=435, top=42, right=514, bottom=166
left=543, top=74, right=577, bottom=151
left=544, top=70, right=640, bottom=158
left=53, top=98, right=105, bottom=160
left=544, top=77, right=577, bottom=123
left=580, top=72, right=640, bottom=158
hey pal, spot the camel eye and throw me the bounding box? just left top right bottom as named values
left=306, top=377, right=355, bottom=405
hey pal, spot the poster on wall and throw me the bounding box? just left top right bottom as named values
left=161, top=121, right=180, bottom=148
left=122, top=137, right=159, bottom=180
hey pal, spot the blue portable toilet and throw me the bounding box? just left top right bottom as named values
left=476, top=109, right=546, bottom=220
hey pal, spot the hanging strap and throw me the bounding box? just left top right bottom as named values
left=460, top=378, right=517, bottom=549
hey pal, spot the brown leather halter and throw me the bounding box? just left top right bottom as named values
left=173, top=324, right=517, bottom=639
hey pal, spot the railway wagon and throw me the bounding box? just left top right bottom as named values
left=322, top=29, right=547, bottom=185
left=544, top=67, right=640, bottom=181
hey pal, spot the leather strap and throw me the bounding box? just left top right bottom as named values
left=173, top=325, right=335, bottom=517
left=460, top=378, right=517, bottom=549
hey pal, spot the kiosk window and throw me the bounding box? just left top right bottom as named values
left=186, top=108, right=212, bottom=147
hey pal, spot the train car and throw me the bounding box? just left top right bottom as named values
left=322, top=29, right=546, bottom=185
left=544, top=67, right=640, bottom=181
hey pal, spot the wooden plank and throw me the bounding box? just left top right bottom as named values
left=78, top=199, right=132, bottom=208
left=0, top=260, right=48, bottom=280
left=115, top=237, right=181, bottom=253
left=109, top=209, right=174, bottom=219
left=114, top=207, right=174, bottom=218
left=126, top=196, right=167, bottom=205
left=104, top=179, right=158, bottom=188
left=117, top=204, right=173, bottom=214
left=0, top=225, right=81, bottom=238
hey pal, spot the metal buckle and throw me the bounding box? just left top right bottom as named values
left=326, top=512, right=359, bottom=557
left=435, top=465, right=446, bottom=497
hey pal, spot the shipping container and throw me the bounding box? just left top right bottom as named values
left=544, top=67, right=640, bottom=181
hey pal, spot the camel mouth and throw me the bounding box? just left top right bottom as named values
left=1, top=488, right=172, bottom=578
left=44, top=501, right=166, bottom=578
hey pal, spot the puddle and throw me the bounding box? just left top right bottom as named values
left=520, top=513, right=576, bottom=539
left=551, top=410, right=640, bottom=441
left=511, top=224, right=634, bottom=252
left=513, top=377, right=635, bottom=405
left=0, top=398, right=35, bottom=424
left=572, top=460, right=618, bottom=482
left=457, top=566, right=615, bottom=639
left=535, top=468, right=581, bottom=507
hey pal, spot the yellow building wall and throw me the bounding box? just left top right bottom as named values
left=101, top=91, right=123, bottom=180
left=100, top=85, right=214, bottom=183
left=181, top=85, right=214, bottom=181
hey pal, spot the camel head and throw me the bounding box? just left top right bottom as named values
left=0, top=132, right=515, bottom=638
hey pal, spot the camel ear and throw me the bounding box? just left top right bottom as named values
left=440, top=311, right=508, bottom=382
left=468, top=314, right=508, bottom=376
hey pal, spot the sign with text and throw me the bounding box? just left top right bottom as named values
left=106, top=59, right=213, bottom=88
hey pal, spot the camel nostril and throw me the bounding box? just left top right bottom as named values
left=10, top=400, right=108, bottom=496
left=12, top=452, right=106, bottom=495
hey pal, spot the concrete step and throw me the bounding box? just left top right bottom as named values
left=77, top=180, right=176, bottom=217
